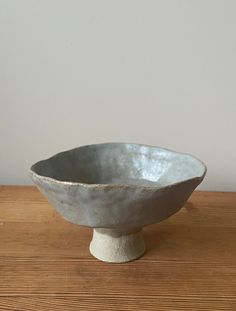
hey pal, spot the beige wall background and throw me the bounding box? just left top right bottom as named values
left=0, top=0, right=235, bottom=191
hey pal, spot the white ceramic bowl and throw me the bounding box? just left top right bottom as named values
left=30, top=143, right=206, bottom=263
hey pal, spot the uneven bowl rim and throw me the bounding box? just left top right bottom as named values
left=29, top=142, right=207, bottom=191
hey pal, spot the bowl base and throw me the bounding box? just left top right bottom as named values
left=89, top=228, right=145, bottom=263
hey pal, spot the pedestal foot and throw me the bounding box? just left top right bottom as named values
left=89, top=228, right=145, bottom=263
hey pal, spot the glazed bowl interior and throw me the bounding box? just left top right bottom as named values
left=31, top=143, right=206, bottom=188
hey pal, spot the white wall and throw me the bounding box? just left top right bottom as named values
left=0, top=0, right=235, bottom=191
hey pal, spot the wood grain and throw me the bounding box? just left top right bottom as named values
left=0, top=297, right=235, bottom=311
left=0, top=186, right=236, bottom=310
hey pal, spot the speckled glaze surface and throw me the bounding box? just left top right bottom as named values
left=30, top=143, right=207, bottom=263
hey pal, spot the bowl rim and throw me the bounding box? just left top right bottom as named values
left=29, top=142, right=207, bottom=190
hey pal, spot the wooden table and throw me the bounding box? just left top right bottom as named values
left=0, top=186, right=236, bottom=310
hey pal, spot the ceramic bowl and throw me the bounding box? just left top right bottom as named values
left=30, top=143, right=206, bottom=263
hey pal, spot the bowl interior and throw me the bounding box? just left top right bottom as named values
left=31, top=143, right=206, bottom=188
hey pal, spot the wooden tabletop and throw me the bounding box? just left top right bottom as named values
left=0, top=186, right=236, bottom=310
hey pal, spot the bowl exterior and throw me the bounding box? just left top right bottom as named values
left=30, top=171, right=202, bottom=229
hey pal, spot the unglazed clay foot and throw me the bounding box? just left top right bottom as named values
left=89, top=228, right=145, bottom=263
left=30, top=143, right=206, bottom=263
